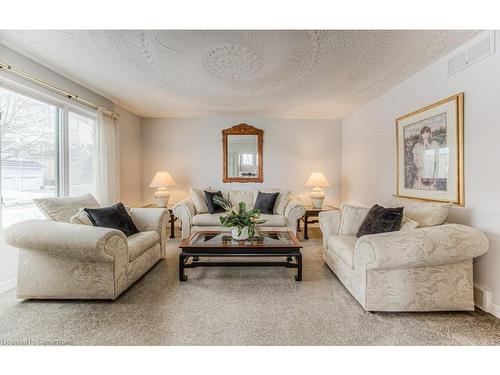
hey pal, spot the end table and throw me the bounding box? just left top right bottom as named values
left=298, top=205, right=339, bottom=240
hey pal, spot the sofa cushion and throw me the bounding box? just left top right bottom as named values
left=356, top=204, right=380, bottom=237
left=192, top=213, right=286, bottom=227
left=228, top=189, right=255, bottom=208
left=84, top=202, right=139, bottom=237
left=204, top=191, right=225, bottom=214
left=399, top=216, right=419, bottom=231
left=70, top=205, right=135, bottom=227
left=190, top=187, right=210, bottom=214
left=189, top=188, right=291, bottom=215
left=259, top=214, right=286, bottom=227
left=256, top=189, right=291, bottom=215
left=34, top=193, right=101, bottom=223
left=339, top=205, right=370, bottom=235
left=69, top=208, right=93, bottom=226
left=254, top=191, right=280, bottom=214
left=357, top=204, right=404, bottom=237
left=192, top=213, right=226, bottom=226
left=327, top=235, right=357, bottom=268
left=190, top=188, right=231, bottom=214
left=386, top=197, right=452, bottom=227
left=127, top=231, right=160, bottom=261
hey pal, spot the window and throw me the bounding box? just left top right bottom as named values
left=0, top=85, right=97, bottom=229
left=68, top=111, right=97, bottom=196
left=241, top=153, right=254, bottom=166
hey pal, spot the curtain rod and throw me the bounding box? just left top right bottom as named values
left=0, top=62, right=119, bottom=119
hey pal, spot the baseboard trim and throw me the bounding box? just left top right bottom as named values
left=487, top=303, right=500, bottom=319
left=474, top=283, right=500, bottom=319
left=0, top=277, right=16, bottom=295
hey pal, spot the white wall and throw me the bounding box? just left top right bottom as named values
left=0, top=44, right=114, bottom=109
left=341, top=31, right=500, bottom=309
left=115, top=105, right=143, bottom=207
left=141, top=118, right=342, bottom=207
left=0, top=45, right=143, bottom=290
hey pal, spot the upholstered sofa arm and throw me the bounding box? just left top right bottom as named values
left=5, top=220, right=127, bottom=262
left=130, top=208, right=167, bottom=234
left=354, top=223, right=489, bottom=270
left=173, top=197, right=195, bottom=239
left=319, top=210, right=341, bottom=248
left=130, top=208, right=168, bottom=257
left=284, top=199, right=305, bottom=225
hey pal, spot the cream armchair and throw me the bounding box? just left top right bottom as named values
left=319, top=210, right=489, bottom=312
left=173, top=193, right=305, bottom=239
left=5, top=207, right=167, bottom=300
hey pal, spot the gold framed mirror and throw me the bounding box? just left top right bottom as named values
left=222, top=124, right=263, bottom=183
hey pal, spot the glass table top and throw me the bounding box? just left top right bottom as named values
left=184, top=231, right=299, bottom=248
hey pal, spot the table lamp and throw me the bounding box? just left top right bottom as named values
left=149, top=171, right=176, bottom=207
left=305, top=172, right=331, bottom=209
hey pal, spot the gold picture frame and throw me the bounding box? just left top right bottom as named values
left=222, top=123, right=264, bottom=183
left=395, top=93, right=464, bottom=205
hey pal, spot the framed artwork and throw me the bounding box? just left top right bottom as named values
left=396, top=93, right=464, bottom=205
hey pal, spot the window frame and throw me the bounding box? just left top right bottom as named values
left=0, top=78, right=98, bottom=228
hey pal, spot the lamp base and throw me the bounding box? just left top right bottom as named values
left=154, top=188, right=170, bottom=208
left=310, top=187, right=325, bottom=209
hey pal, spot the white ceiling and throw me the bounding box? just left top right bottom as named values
left=0, top=30, right=477, bottom=119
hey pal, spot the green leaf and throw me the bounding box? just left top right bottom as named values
left=212, top=195, right=232, bottom=211
left=217, top=200, right=267, bottom=233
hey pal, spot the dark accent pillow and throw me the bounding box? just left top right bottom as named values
left=356, top=204, right=404, bottom=238
left=204, top=191, right=225, bottom=214
left=356, top=204, right=383, bottom=237
left=254, top=191, right=280, bottom=214
left=84, top=202, right=139, bottom=237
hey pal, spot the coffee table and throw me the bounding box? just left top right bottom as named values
left=178, top=231, right=303, bottom=281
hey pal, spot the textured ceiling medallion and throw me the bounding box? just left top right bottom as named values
left=0, top=30, right=478, bottom=117
left=202, top=43, right=264, bottom=80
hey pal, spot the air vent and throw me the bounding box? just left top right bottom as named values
left=468, top=36, right=492, bottom=61
left=447, top=31, right=495, bottom=76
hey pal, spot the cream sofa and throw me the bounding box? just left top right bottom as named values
left=173, top=188, right=306, bottom=239
left=5, top=194, right=168, bottom=300
left=319, top=198, right=489, bottom=312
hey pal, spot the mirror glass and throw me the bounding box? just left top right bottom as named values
left=226, top=134, right=259, bottom=179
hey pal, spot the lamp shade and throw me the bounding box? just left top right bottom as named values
left=149, top=171, right=176, bottom=188
left=305, top=172, right=331, bottom=187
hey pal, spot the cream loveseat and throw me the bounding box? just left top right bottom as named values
left=173, top=188, right=306, bottom=239
left=319, top=197, right=489, bottom=312
left=5, top=194, right=168, bottom=300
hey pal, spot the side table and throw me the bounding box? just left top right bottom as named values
left=297, top=205, right=339, bottom=240
left=142, top=204, right=178, bottom=239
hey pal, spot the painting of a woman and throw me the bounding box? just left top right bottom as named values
left=396, top=93, right=464, bottom=205
left=412, top=126, right=440, bottom=190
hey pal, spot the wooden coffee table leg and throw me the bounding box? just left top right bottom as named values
left=179, top=253, right=188, bottom=281
left=295, top=253, right=302, bottom=281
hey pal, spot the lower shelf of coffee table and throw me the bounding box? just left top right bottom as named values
left=179, top=251, right=302, bottom=281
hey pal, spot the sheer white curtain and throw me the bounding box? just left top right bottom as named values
left=96, top=107, right=120, bottom=206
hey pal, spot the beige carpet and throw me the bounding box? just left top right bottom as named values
left=1, top=230, right=499, bottom=345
